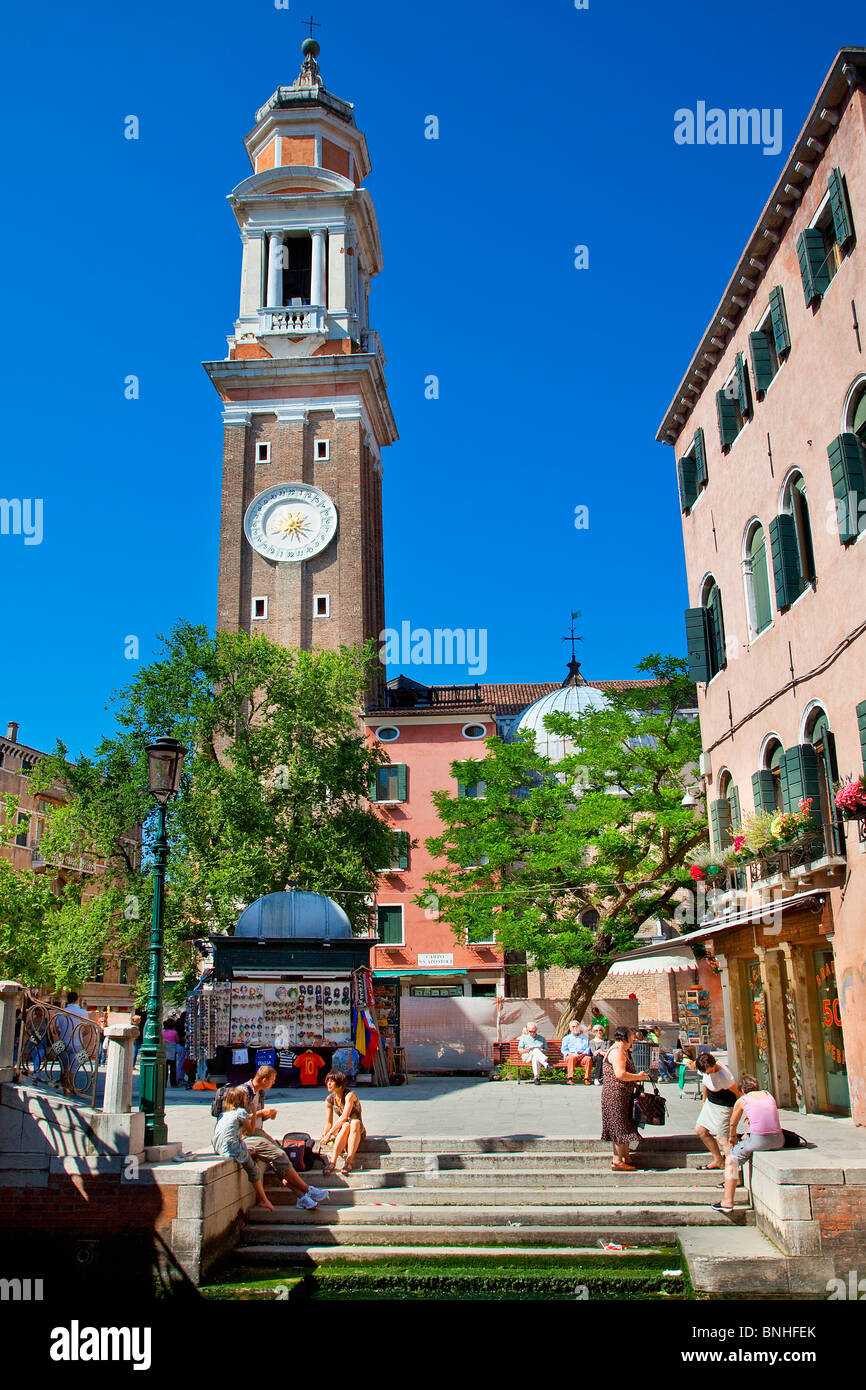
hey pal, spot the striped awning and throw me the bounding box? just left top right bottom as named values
left=608, top=952, right=698, bottom=977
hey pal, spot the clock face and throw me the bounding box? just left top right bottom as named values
left=244, top=483, right=338, bottom=563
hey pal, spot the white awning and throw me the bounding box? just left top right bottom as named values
left=608, top=952, right=698, bottom=977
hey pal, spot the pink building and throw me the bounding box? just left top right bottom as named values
left=657, top=50, right=866, bottom=1121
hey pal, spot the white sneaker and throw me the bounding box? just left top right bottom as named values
left=296, top=1193, right=318, bottom=1210
left=306, top=1185, right=330, bottom=1203
left=593, top=1079, right=601, bottom=1086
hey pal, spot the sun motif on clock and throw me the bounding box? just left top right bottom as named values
left=269, top=508, right=311, bottom=542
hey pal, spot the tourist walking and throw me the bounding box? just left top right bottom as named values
left=695, top=1053, right=741, bottom=1170
left=601, top=1026, right=649, bottom=1171
left=319, top=1071, right=366, bottom=1175
left=559, top=1021, right=593, bottom=1084
left=516, top=1021, right=549, bottom=1083
left=162, top=1019, right=180, bottom=1087
left=714, top=1075, right=785, bottom=1213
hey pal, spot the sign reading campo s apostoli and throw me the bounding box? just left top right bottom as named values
left=244, top=483, right=338, bottom=563
left=418, top=953, right=454, bottom=968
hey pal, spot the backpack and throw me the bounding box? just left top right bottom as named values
left=281, top=1131, right=322, bottom=1172
left=781, top=1128, right=807, bottom=1148
left=210, top=1079, right=254, bottom=1119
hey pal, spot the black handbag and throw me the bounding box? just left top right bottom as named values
left=632, top=1084, right=667, bottom=1126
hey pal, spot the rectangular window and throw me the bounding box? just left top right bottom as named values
left=377, top=905, right=404, bottom=945
left=827, top=434, right=866, bottom=544
left=15, top=813, right=29, bottom=847
left=467, top=925, right=496, bottom=945
left=314, top=594, right=330, bottom=618
left=252, top=597, right=268, bottom=620
left=256, top=442, right=271, bottom=464
left=457, top=780, right=486, bottom=798
left=377, top=830, right=409, bottom=873
left=372, top=765, right=407, bottom=803
left=749, top=311, right=780, bottom=396
left=282, top=234, right=312, bottom=304
left=797, top=173, right=855, bottom=307
left=716, top=356, right=750, bottom=449
left=315, top=439, right=330, bottom=461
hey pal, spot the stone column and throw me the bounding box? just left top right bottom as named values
left=239, top=234, right=266, bottom=317
left=780, top=941, right=821, bottom=1113
left=327, top=226, right=346, bottom=314
left=0, top=981, right=24, bottom=1084
left=756, top=946, right=792, bottom=1106
left=311, top=228, right=327, bottom=308
left=713, top=955, right=743, bottom=1080
left=266, top=232, right=283, bottom=307
left=102, top=1024, right=137, bottom=1115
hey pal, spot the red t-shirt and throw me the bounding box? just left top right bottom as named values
left=296, top=1051, right=325, bottom=1085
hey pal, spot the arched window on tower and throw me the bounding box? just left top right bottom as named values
left=743, top=521, right=773, bottom=638
left=282, top=234, right=313, bottom=304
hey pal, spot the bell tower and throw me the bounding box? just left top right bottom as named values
left=205, top=38, right=397, bottom=667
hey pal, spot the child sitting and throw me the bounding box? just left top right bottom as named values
left=212, top=1086, right=274, bottom=1211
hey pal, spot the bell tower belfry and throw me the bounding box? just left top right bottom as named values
left=204, top=38, right=397, bottom=665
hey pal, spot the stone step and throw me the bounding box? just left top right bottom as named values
left=261, top=1184, right=738, bottom=1208
left=678, top=1227, right=836, bottom=1296
left=332, top=1152, right=708, bottom=1172
left=242, top=1207, right=749, bottom=1242
left=232, top=1242, right=674, bottom=1266
left=280, top=1167, right=726, bottom=1191
left=355, top=1135, right=701, bottom=1155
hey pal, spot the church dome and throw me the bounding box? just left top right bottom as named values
left=234, top=890, right=353, bottom=940
left=517, top=663, right=609, bottom=763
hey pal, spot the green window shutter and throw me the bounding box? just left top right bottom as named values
left=707, top=588, right=726, bottom=674
left=827, top=433, right=866, bottom=543
left=685, top=607, right=711, bottom=683
left=752, top=769, right=776, bottom=813
left=677, top=455, right=698, bottom=512
left=397, top=831, right=409, bottom=870
left=768, top=286, right=791, bottom=358
left=751, top=530, right=773, bottom=633
left=735, top=352, right=752, bottom=418
left=729, top=785, right=742, bottom=832
left=796, top=228, right=831, bottom=305
left=856, top=700, right=866, bottom=774
left=781, top=745, right=822, bottom=815
left=828, top=168, right=854, bottom=248
left=395, top=764, right=407, bottom=802
left=693, top=427, right=708, bottom=488
left=378, top=906, right=402, bottom=945
left=716, top=389, right=739, bottom=447
left=749, top=331, right=775, bottom=394
left=768, top=513, right=802, bottom=609
left=369, top=772, right=380, bottom=802
left=710, top=798, right=732, bottom=854
left=457, top=780, right=466, bottom=799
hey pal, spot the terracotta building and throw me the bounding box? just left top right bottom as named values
left=657, top=49, right=866, bottom=1121
left=0, top=721, right=138, bottom=1013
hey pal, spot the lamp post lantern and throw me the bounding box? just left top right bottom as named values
left=139, top=736, right=187, bottom=1147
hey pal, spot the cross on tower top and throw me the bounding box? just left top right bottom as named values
left=561, top=611, right=586, bottom=686
left=561, top=611, right=583, bottom=662
left=301, top=14, right=322, bottom=38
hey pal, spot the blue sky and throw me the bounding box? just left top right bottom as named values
left=1, top=0, right=863, bottom=756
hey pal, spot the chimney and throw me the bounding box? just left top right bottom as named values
left=6, top=721, right=19, bottom=743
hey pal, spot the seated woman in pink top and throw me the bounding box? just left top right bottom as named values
left=714, top=1074, right=784, bottom=1213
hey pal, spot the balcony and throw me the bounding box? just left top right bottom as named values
left=258, top=305, right=326, bottom=335
left=360, top=327, right=387, bottom=370
left=30, top=847, right=99, bottom=874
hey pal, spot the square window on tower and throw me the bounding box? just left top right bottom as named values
left=283, top=234, right=312, bottom=305
left=256, top=442, right=271, bottom=464
left=252, top=597, right=268, bottom=620
left=315, top=439, right=330, bottom=461
left=314, top=594, right=330, bottom=618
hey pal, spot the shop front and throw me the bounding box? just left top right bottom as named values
left=188, top=890, right=382, bottom=1087
left=709, top=892, right=850, bottom=1116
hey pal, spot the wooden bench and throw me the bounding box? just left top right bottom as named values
left=506, top=1039, right=595, bottom=1081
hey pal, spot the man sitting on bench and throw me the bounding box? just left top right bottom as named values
left=517, top=1021, right=549, bottom=1084
left=559, top=1020, right=593, bottom=1084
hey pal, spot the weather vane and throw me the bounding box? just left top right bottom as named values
left=561, top=611, right=583, bottom=662
left=302, top=15, right=322, bottom=39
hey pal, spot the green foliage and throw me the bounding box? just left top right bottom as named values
left=21, top=623, right=396, bottom=990
left=420, top=656, right=706, bottom=1022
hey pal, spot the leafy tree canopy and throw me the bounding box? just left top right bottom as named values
left=420, top=655, right=707, bottom=1030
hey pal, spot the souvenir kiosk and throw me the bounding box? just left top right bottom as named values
left=187, top=889, right=381, bottom=1087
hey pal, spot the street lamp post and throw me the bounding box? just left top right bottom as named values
left=138, top=736, right=187, bottom=1148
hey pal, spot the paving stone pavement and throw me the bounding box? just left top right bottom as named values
left=146, top=1075, right=859, bottom=1155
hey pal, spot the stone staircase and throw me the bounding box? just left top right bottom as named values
left=233, top=1136, right=751, bottom=1267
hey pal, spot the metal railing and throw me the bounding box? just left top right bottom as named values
left=16, top=996, right=103, bottom=1105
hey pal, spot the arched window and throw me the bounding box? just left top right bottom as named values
left=702, top=577, right=726, bottom=678
left=780, top=471, right=816, bottom=591
left=843, top=375, right=866, bottom=447
left=754, top=737, right=786, bottom=813
left=804, top=706, right=843, bottom=855
left=743, top=521, right=773, bottom=637
left=711, top=770, right=742, bottom=853
left=580, top=909, right=600, bottom=932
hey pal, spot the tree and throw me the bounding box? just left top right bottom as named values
left=31, top=623, right=396, bottom=996
left=421, top=656, right=707, bottom=1033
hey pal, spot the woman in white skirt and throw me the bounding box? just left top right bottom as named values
left=694, top=1053, right=741, bottom=1170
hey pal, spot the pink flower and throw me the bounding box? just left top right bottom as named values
left=733, top=834, right=747, bottom=854
left=690, top=864, right=706, bottom=881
